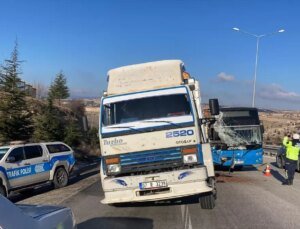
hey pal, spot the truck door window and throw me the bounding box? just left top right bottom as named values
left=24, top=145, right=43, bottom=159
left=7, top=147, right=25, bottom=162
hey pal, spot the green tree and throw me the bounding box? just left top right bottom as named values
left=48, top=71, right=70, bottom=105
left=0, top=42, right=33, bottom=142
left=86, top=127, right=99, bottom=148
left=64, top=118, right=82, bottom=147
left=33, top=98, right=65, bottom=142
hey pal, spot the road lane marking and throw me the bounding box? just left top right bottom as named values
left=181, top=204, right=193, bottom=229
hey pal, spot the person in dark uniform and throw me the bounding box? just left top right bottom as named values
left=282, top=134, right=300, bottom=185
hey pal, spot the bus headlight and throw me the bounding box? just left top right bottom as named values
left=183, top=154, right=198, bottom=164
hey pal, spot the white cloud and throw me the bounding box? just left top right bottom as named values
left=217, top=72, right=235, bottom=82
left=258, top=84, right=300, bottom=102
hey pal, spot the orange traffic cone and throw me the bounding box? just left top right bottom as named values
left=264, top=164, right=271, bottom=177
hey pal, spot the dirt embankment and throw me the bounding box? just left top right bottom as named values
left=260, top=111, right=300, bottom=145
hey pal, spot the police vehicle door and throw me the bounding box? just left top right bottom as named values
left=4, top=147, right=27, bottom=188
left=23, top=145, right=50, bottom=184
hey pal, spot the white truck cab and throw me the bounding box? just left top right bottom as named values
left=0, top=142, right=75, bottom=197
left=99, top=60, right=219, bottom=209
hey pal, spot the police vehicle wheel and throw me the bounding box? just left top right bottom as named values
left=276, top=156, right=283, bottom=169
left=199, top=192, right=215, bottom=209
left=0, top=185, right=7, bottom=197
left=53, top=167, right=68, bottom=189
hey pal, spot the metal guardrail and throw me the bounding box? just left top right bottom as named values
left=263, top=145, right=281, bottom=157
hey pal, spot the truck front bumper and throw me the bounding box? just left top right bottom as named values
left=101, top=166, right=212, bottom=204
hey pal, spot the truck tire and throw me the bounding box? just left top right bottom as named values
left=0, top=185, right=7, bottom=197
left=276, top=155, right=284, bottom=169
left=53, top=167, right=68, bottom=189
left=199, top=192, right=215, bottom=209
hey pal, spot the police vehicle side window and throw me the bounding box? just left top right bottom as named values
left=24, top=145, right=43, bottom=159
left=46, top=144, right=71, bottom=154
left=7, top=147, right=25, bottom=162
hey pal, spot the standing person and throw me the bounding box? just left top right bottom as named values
left=282, top=134, right=300, bottom=185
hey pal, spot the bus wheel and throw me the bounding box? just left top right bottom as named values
left=199, top=192, right=215, bottom=209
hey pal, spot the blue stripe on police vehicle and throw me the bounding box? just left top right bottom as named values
left=2, top=154, right=75, bottom=180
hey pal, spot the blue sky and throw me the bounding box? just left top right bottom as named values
left=0, top=0, right=299, bottom=109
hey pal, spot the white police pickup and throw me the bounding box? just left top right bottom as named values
left=0, top=142, right=75, bottom=197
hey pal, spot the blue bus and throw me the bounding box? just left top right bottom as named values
left=208, top=107, right=264, bottom=169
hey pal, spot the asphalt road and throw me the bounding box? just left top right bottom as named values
left=61, top=156, right=300, bottom=229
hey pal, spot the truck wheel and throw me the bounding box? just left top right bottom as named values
left=53, top=167, right=68, bottom=189
left=0, top=185, right=7, bottom=197
left=199, top=192, right=215, bottom=209
left=276, top=156, right=283, bottom=168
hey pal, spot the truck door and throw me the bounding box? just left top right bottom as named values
left=4, top=147, right=26, bottom=188
left=23, top=145, right=50, bottom=184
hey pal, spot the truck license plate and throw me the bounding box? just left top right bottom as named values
left=139, top=180, right=167, bottom=190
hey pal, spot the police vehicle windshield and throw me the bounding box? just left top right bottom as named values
left=0, top=148, right=9, bottom=160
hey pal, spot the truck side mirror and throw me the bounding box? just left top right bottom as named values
left=6, top=156, right=16, bottom=163
left=209, top=99, right=220, bottom=116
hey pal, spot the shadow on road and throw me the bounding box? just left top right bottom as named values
left=77, top=217, right=153, bottom=229
left=214, top=165, right=258, bottom=173
left=110, top=195, right=199, bottom=208
left=270, top=162, right=283, bottom=169
left=10, top=168, right=99, bottom=203
left=270, top=170, right=286, bottom=183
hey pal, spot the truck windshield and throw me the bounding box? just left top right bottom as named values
left=102, top=94, right=191, bottom=126
left=0, top=148, right=9, bottom=160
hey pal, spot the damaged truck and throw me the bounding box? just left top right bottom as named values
left=99, top=60, right=219, bottom=209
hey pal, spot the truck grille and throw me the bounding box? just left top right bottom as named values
left=119, top=147, right=183, bottom=174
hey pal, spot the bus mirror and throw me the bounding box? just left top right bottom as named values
left=209, top=99, right=220, bottom=116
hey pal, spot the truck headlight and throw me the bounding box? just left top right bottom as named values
left=107, top=164, right=121, bottom=174
left=183, top=154, right=198, bottom=164
left=105, top=157, right=121, bottom=175
left=181, top=146, right=198, bottom=164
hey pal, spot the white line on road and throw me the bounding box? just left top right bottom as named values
left=181, top=204, right=193, bottom=229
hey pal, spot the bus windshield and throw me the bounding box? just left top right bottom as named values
left=102, top=94, right=191, bottom=126
left=221, top=109, right=260, bottom=126
left=211, top=108, right=263, bottom=146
